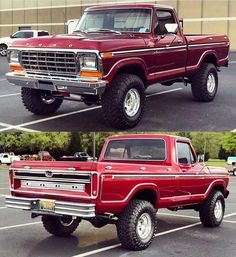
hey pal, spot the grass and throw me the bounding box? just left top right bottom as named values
left=206, top=159, right=230, bottom=169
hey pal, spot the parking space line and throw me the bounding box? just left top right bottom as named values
left=224, top=220, right=236, bottom=224
left=146, top=88, right=182, bottom=98
left=0, top=88, right=183, bottom=132
left=72, top=222, right=201, bottom=257
left=0, top=221, right=41, bottom=231
left=229, top=61, right=236, bottom=64
left=0, top=79, right=6, bottom=81
left=73, top=211, right=236, bottom=257
left=0, top=188, right=9, bottom=190
left=0, top=122, right=39, bottom=132
left=0, top=93, right=20, bottom=98
left=0, top=207, right=6, bottom=210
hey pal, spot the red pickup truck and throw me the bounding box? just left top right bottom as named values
left=5, top=134, right=229, bottom=250
left=6, top=4, right=229, bottom=129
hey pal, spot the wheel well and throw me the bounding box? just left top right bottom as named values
left=212, top=184, right=225, bottom=195
left=117, top=65, right=147, bottom=86
left=0, top=43, right=7, bottom=47
left=202, top=54, right=217, bottom=67
left=131, top=189, right=157, bottom=206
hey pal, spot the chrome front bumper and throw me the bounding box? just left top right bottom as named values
left=6, top=72, right=106, bottom=96
left=5, top=195, right=95, bottom=218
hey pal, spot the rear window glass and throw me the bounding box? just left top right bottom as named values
left=104, top=139, right=166, bottom=161
left=38, top=31, right=49, bottom=36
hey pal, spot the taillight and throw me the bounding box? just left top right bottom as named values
left=91, top=173, right=98, bottom=197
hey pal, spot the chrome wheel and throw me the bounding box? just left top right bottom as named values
left=214, top=199, right=223, bottom=221
left=136, top=213, right=152, bottom=242
left=41, top=93, right=55, bottom=104
left=60, top=216, right=75, bottom=227
left=207, top=73, right=216, bottom=94
left=0, top=45, right=7, bottom=56
left=124, top=88, right=140, bottom=117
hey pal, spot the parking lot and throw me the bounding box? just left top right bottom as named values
left=0, top=167, right=235, bottom=257
left=0, top=54, right=236, bottom=132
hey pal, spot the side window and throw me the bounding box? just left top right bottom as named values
left=23, top=32, right=34, bottom=38
left=176, top=142, right=196, bottom=165
left=155, top=10, right=175, bottom=35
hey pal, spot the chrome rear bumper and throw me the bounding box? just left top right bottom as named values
left=5, top=195, right=95, bottom=218
left=6, top=72, right=106, bottom=96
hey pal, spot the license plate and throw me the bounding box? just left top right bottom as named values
left=39, top=199, right=55, bottom=212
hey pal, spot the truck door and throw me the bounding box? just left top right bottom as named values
left=151, top=9, right=187, bottom=80
left=175, top=141, right=209, bottom=200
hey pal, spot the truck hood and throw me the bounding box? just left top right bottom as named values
left=206, top=165, right=229, bottom=175
left=9, top=33, right=148, bottom=52
left=11, top=160, right=97, bottom=173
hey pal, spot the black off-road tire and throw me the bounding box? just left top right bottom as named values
left=199, top=190, right=225, bottom=227
left=21, top=88, right=63, bottom=115
left=116, top=200, right=157, bottom=251
left=191, top=63, right=218, bottom=102
left=101, top=74, right=146, bottom=129
left=42, top=216, right=79, bottom=237
left=233, top=169, right=236, bottom=176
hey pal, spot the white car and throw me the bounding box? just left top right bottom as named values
left=0, top=30, right=49, bottom=56
left=0, top=153, right=20, bottom=165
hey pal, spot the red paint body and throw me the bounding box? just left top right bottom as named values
left=9, top=134, right=229, bottom=215
left=9, top=4, right=229, bottom=87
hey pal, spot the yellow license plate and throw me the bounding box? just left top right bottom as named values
left=40, top=199, right=55, bottom=212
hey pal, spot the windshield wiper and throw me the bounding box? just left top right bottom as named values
left=85, top=29, right=122, bottom=35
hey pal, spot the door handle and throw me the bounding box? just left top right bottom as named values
left=105, top=166, right=112, bottom=170
left=177, top=39, right=183, bottom=43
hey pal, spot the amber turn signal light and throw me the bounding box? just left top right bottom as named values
left=80, top=71, right=103, bottom=78
left=9, top=64, right=24, bottom=72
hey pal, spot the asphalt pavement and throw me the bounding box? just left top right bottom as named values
left=0, top=54, right=236, bottom=132
left=0, top=167, right=235, bottom=257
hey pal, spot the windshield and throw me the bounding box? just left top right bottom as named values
left=76, top=8, right=152, bottom=33
left=104, top=139, right=166, bottom=161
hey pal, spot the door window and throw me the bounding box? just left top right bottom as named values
left=176, top=142, right=196, bottom=165
left=155, top=10, right=175, bottom=35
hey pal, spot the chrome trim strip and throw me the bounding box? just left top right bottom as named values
left=13, top=168, right=91, bottom=175
left=111, top=174, right=226, bottom=179
left=110, top=45, right=187, bottom=56
left=188, top=42, right=226, bottom=48
left=8, top=47, right=99, bottom=55
left=14, top=176, right=89, bottom=183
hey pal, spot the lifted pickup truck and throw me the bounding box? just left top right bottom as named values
left=6, top=4, right=229, bottom=130
left=5, top=134, right=229, bottom=250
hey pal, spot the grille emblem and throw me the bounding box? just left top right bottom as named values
left=45, top=171, right=53, bottom=178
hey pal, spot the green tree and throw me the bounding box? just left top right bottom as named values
left=221, top=133, right=236, bottom=155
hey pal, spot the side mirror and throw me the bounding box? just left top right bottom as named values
left=165, top=23, right=178, bottom=34
left=10, top=34, right=13, bottom=38
left=197, top=155, right=204, bottom=163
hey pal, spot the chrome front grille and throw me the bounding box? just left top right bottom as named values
left=20, top=51, right=78, bottom=75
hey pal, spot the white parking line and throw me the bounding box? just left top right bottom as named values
left=0, top=79, right=6, bottom=81
left=0, top=221, right=41, bottom=231
left=0, top=93, right=20, bottom=98
left=0, top=122, right=39, bottom=132
left=73, top=221, right=201, bottom=257
left=224, top=220, right=236, bottom=224
left=0, top=88, right=183, bottom=132
left=73, top=211, right=236, bottom=257
left=229, top=61, right=236, bottom=64
left=0, top=188, right=9, bottom=190
left=0, top=207, right=6, bottom=210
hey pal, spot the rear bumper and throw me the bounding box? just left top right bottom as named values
left=5, top=195, right=95, bottom=218
left=6, top=72, right=106, bottom=96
